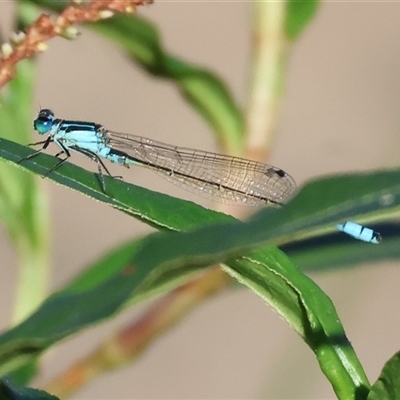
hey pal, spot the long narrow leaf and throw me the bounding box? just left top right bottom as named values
left=368, top=351, right=400, bottom=400
left=1, top=139, right=400, bottom=247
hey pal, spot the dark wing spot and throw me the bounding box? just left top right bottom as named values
left=275, top=169, right=286, bottom=178
left=265, top=168, right=286, bottom=178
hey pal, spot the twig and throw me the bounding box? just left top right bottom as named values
left=0, top=0, right=152, bottom=89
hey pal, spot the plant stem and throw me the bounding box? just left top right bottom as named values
left=246, top=1, right=289, bottom=162
left=44, top=267, right=231, bottom=398
left=12, top=189, right=50, bottom=324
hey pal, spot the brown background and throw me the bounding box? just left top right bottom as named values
left=1, top=1, right=400, bottom=399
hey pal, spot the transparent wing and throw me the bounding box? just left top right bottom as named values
left=105, top=130, right=297, bottom=206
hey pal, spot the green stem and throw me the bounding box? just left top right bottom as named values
left=246, top=1, right=289, bottom=160
left=12, top=187, right=50, bottom=324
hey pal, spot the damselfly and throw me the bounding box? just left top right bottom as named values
left=23, top=109, right=297, bottom=206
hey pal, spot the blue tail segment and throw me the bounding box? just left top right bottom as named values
left=336, top=221, right=381, bottom=244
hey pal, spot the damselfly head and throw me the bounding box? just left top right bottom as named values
left=34, top=109, right=55, bottom=134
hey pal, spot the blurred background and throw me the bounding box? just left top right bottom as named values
left=2, top=1, right=400, bottom=398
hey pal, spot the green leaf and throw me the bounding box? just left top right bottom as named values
left=3, top=140, right=400, bottom=396
left=7, top=360, right=38, bottom=387
left=0, top=234, right=229, bottom=377
left=23, top=0, right=245, bottom=154
left=0, top=138, right=231, bottom=231
left=0, top=140, right=236, bottom=377
left=227, top=250, right=370, bottom=400
left=285, top=0, right=320, bottom=40
left=368, top=351, right=400, bottom=400
left=0, top=270, right=144, bottom=376
left=62, top=238, right=208, bottom=305
left=0, top=61, right=50, bottom=323
left=0, top=235, right=370, bottom=399
left=4, top=138, right=400, bottom=241
left=106, top=220, right=371, bottom=398
left=0, top=376, right=58, bottom=400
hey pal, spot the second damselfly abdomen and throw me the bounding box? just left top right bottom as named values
left=336, top=221, right=381, bottom=244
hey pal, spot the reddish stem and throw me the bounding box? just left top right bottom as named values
left=0, top=0, right=151, bottom=88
